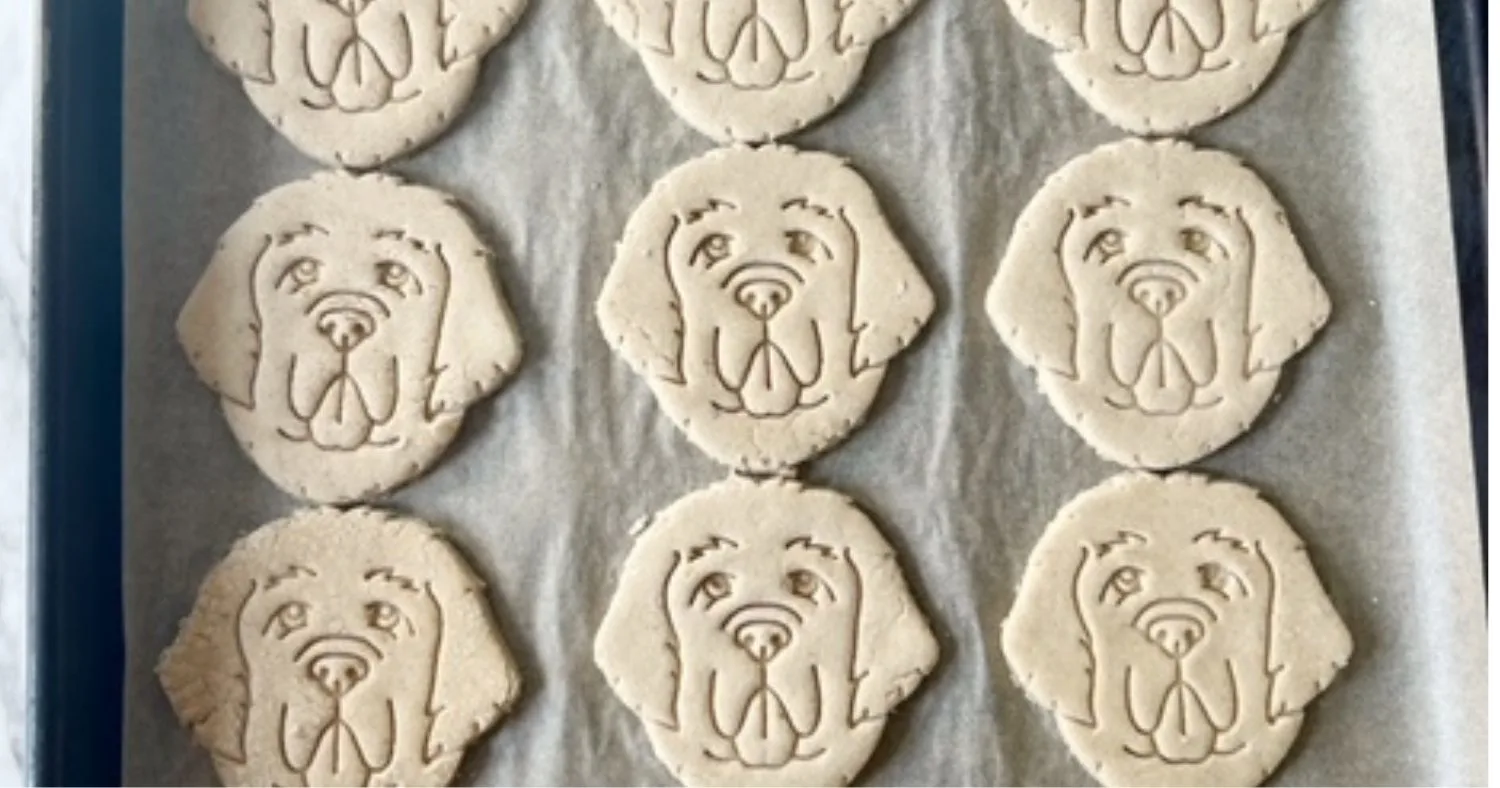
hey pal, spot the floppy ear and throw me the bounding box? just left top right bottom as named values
left=428, top=242, right=524, bottom=414
left=424, top=583, right=523, bottom=762
left=186, top=0, right=274, bottom=83
left=177, top=224, right=270, bottom=409
left=1005, top=0, right=1084, bottom=50
left=838, top=0, right=918, bottom=48
left=1244, top=208, right=1330, bottom=374
left=157, top=576, right=253, bottom=762
left=1000, top=545, right=1094, bottom=725
left=439, top=0, right=527, bottom=66
left=594, top=0, right=673, bottom=53
left=1254, top=0, right=1321, bottom=37
left=596, top=207, right=686, bottom=383
left=1261, top=540, right=1352, bottom=719
left=849, top=545, right=939, bottom=723
left=986, top=209, right=1079, bottom=377
left=594, top=527, right=683, bottom=728
left=849, top=209, right=935, bottom=374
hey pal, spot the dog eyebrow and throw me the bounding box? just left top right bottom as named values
left=682, top=199, right=738, bottom=225
left=1192, top=528, right=1253, bottom=553
left=684, top=536, right=740, bottom=563
left=363, top=567, right=422, bottom=591
left=1178, top=195, right=1231, bottom=217
left=1092, top=530, right=1148, bottom=557
left=1080, top=195, right=1130, bottom=218
left=264, top=564, right=317, bottom=588
left=271, top=223, right=328, bottom=246
left=784, top=536, right=838, bottom=559
left=373, top=227, right=432, bottom=253
left=780, top=197, right=836, bottom=218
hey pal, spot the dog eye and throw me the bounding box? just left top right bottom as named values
left=278, top=258, right=322, bottom=293
left=785, top=569, right=822, bottom=600
left=691, top=234, right=733, bottom=268
left=375, top=261, right=422, bottom=297
left=366, top=601, right=405, bottom=634
left=1181, top=228, right=1213, bottom=255
left=1102, top=566, right=1144, bottom=605
left=1085, top=229, right=1126, bottom=262
left=692, top=572, right=733, bottom=607
left=785, top=230, right=827, bottom=261
left=1198, top=562, right=1247, bottom=599
left=266, top=601, right=309, bottom=638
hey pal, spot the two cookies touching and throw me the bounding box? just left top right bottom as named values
left=159, top=0, right=1356, bottom=786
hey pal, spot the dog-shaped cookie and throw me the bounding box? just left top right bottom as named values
left=158, top=508, right=522, bottom=787
left=1001, top=472, right=1352, bottom=786
left=596, top=477, right=939, bottom=786
left=987, top=138, right=1328, bottom=468
left=598, top=145, right=933, bottom=471
left=179, top=171, right=522, bottom=503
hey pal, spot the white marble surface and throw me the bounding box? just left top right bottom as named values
left=0, top=1, right=36, bottom=785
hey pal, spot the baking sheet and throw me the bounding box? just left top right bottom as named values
left=121, top=0, right=1487, bottom=784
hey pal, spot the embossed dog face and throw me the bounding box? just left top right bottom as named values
left=598, top=146, right=934, bottom=471
left=595, top=478, right=939, bottom=787
left=179, top=172, right=522, bottom=503
left=1004, top=0, right=1328, bottom=133
left=988, top=139, right=1328, bottom=468
left=594, top=0, right=920, bottom=141
left=158, top=508, right=522, bottom=787
left=1001, top=473, right=1352, bottom=787
left=188, top=0, right=527, bottom=167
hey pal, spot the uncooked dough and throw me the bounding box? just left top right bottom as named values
left=986, top=138, right=1329, bottom=469
left=593, top=0, right=921, bottom=142
left=597, top=145, right=934, bottom=472
left=1001, top=472, right=1353, bottom=787
left=595, top=476, right=940, bottom=787
left=178, top=171, right=523, bottom=504
left=158, top=507, right=523, bottom=787
left=1004, top=0, right=1329, bottom=134
left=188, top=0, right=528, bottom=168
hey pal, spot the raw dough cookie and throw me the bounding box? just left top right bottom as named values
left=598, top=145, right=934, bottom=472
left=1005, top=0, right=1328, bottom=134
left=188, top=0, right=527, bottom=168
left=594, top=0, right=921, bottom=142
left=178, top=171, right=523, bottom=504
left=1001, top=472, right=1352, bottom=787
left=986, top=138, right=1328, bottom=469
left=158, top=507, right=522, bottom=787
left=596, top=477, right=939, bottom=787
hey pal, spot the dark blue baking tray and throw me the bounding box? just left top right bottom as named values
left=30, top=0, right=1486, bottom=784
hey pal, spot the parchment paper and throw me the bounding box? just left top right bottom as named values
left=122, top=0, right=1487, bottom=783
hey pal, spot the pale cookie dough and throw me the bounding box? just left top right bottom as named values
left=596, top=477, right=939, bottom=787
left=598, top=145, right=934, bottom=472
left=179, top=171, right=523, bottom=504
left=158, top=507, right=523, bottom=787
left=1005, top=0, right=1328, bottom=134
left=594, top=0, right=921, bottom=142
left=188, top=0, right=527, bottom=168
left=986, top=138, right=1328, bottom=469
left=1001, top=472, right=1352, bottom=787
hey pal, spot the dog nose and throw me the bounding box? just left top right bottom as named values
left=1128, top=275, right=1187, bottom=317
left=734, top=279, right=793, bottom=320
left=307, top=653, right=370, bottom=697
left=316, top=308, right=376, bottom=351
left=733, top=620, right=793, bottom=662
left=1145, top=615, right=1206, bottom=658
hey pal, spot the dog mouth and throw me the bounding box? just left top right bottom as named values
left=710, top=264, right=825, bottom=417
left=686, top=0, right=822, bottom=90
left=1111, top=0, right=1230, bottom=81
left=280, top=635, right=394, bottom=786
left=301, top=0, right=419, bottom=113
left=1121, top=599, right=1241, bottom=764
left=1103, top=260, right=1219, bottom=415
left=285, top=294, right=402, bottom=450
left=702, top=603, right=824, bottom=768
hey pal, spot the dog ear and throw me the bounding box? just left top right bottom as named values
left=987, top=208, right=1079, bottom=377
left=439, top=0, right=527, bottom=66
left=594, top=0, right=673, bottom=54
left=428, top=242, right=524, bottom=415
left=157, top=573, right=253, bottom=762
left=177, top=223, right=270, bottom=410
left=1001, top=545, right=1095, bottom=725
left=187, top=0, right=274, bottom=84
left=1244, top=208, right=1330, bottom=374
left=596, top=202, right=687, bottom=383
left=838, top=0, right=918, bottom=49
left=848, top=202, right=935, bottom=375
left=1254, top=0, right=1321, bottom=37
left=1262, top=539, right=1352, bottom=719
left=424, top=582, right=523, bottom=762
left=594, top=528, right=683, bottom=728
left=1005, top=0, right=1085, bottom=50
left=849, top=544, right=939, bottom=723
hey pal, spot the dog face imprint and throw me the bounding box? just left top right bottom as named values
left=595, top=477, right=939, bottom=786
left=158, top=508, right=523, bottom=787
left=598, top=145, right=934, bottom=472
left=1001, top=473, right=1352, bottom=787
left=188, top=0, right=527, bottom=168
left=594, top=0, right=921, bottom=141
left=1004, top=0, right=1328, bottom=133
left=987, top=138, right=1328, bottom=469
left=179, top=171, right=522, bottom=503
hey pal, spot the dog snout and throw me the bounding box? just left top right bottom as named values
left=1128, top=276, right=1187, bottom=317
left=1134, top=598, right=1215, bottom=659
left=316, top=308, right=377, bottom=351
left=733, top=620, right=793, bottom=663
left=307, top=652, right=370, bottom=697
left=733, top=279, right=794, bottom=320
